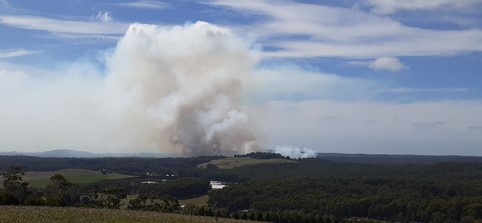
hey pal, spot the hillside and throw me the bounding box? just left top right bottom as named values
left=0, top=168, right=134, bottom=188
left=25, top=169, right=134, bottom=188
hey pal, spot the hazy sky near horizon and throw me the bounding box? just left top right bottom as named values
left=0, top=0, right=482, bottom=155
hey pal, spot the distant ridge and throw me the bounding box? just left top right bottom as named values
left=0, top=149, right=97, bottom=158
left=2, top=150, right=482, bottom=163
left=37, top=149, right=97, bottom=158
left=0, top=149, right=170, bottom=158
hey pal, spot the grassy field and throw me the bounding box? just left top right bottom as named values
left=0, top=169, right=135, bottom=188
left=179, top=195, right=209, bottom=206
left=0, top=206, right=261, bottom=223
left=197, top=157, right=296, bottom=169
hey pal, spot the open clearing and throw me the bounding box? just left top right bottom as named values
left=5, top=169, right=135, bottom=188
left=179, top=195, right=209, bottom=206
left=0, top=206, right=260, bottom=223
left=197, top=157, right=296, bottom=169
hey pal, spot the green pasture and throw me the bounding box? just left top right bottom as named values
left=1, top=168, right=135, bottom=188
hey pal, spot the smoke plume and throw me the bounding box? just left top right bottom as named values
left=274, top=145, right=317, bottom=159
left=105, top=22, right=259, bottom=156
left=0, top=22, right=260, bottom=156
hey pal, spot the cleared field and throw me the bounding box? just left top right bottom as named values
left=179, top=195, right=209, bottom=206
left=4, top=169, right=135, bottom=188
left=0, top=206, right=260, bottom=223
left=197, top=157, right=296, bottom=169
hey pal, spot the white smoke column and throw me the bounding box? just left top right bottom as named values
left=104, top=22, right=260, bottom=156
left=274, top=145, right=317, bottom=159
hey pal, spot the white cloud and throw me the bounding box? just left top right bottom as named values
left=95, top=11, right=113, bottom=23
left=107, top=0, right=170, bottom=9
left=0, top=48, right=41, bottom=59
left=362, top=0, right=480, bottom=14
left=251, top=100, right=482, bottom=155
left=0, top=64, right=109, bottom=152
left=206, top=0, right=482, bottom=58
left=0, top=15, right=129, bottom=39
left=348, top=57, right=407, bottom=72
left=368, top=57, right=406, bottom=72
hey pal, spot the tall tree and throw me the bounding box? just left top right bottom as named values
left=44, top=174, right=79, bottom=206
left=1, top=165, right=29, bottom=204
left=99, top=186, right=126, bottom=209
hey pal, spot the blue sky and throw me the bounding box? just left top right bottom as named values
left=1, top=0, right=482, bottom=155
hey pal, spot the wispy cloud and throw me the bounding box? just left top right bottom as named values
left=468, top=125, right=482, bottom=130
left=380, top=87, right=471, bottom=94
left=412, top=121, right=445, bottom=127
left=361, top=0, right=480, bottom=14
left=0, top=15, right=129, bottom=39
left=0, top=48, right=41, bottom=59
left=107, top=0, right=170, bottom=9
left=206, top=0, right=482, bottom=59
left=349, top=57, right=407, bottom=72
left=94, top=11, right=113, bottom=23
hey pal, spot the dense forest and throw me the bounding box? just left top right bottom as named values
left=1, top=153, right=482, bottom=222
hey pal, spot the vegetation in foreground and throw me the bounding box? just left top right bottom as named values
left=0, top=206, right=260, bottom=223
